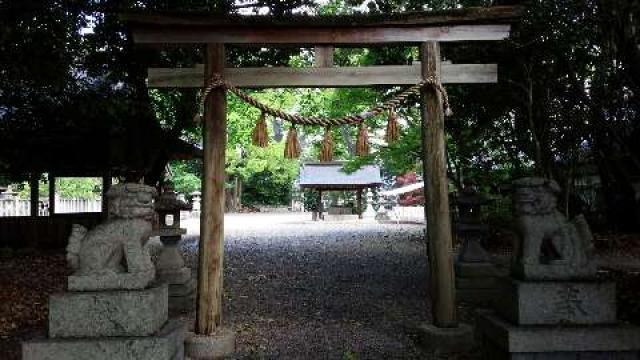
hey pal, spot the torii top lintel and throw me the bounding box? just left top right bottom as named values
left=121, top=6, right=522, bottom=46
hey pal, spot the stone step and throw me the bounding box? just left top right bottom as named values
left=23, top=318, right=186, bottom=360
left=477, top=311, right=640, bottom=358
left=49, top=284, right=168, bottom=338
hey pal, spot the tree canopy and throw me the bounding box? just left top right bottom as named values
left=1, top=0, right=639, bottom=227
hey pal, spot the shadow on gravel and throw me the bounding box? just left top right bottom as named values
left=180, top=218, right=443, bottom=359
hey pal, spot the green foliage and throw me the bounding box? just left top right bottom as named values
left=18, top=177, right=102, bottom=199
left=228, top=143, right=299, bottom=206
left=56, top=178, right=102, bottom=199
left=3, top=0, right=640, bottom=229
left=170, top=160, right=202, bottom=195
left=302, top=189, right=320, bottom=211
left=342, top=350, right=359, bottom=360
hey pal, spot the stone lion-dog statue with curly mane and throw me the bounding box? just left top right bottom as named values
left=66, top=183, right=157, bottom=291
left=512, top=177, right=596, bottom=280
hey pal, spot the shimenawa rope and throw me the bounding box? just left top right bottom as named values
left=194, top=73, right=452, bottom=126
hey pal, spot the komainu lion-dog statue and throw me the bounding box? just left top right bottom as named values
left=66, top=183, right=158, bottom=290
left=512, top=177, right=596, bottom=280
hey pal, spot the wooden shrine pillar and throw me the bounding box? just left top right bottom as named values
left=196, top=43, right=227, bottom=335
left=420, top=42, right=457, bottom=328
left=102, top=174, right=112, bottom=215
left=317, top=189, right=323, bottom=220
left=48, top=175, right=56, bottom=216
left=314, top=45, right=334, bottom=68
left=234, top=177, right=242, bottom=209
left=29, top=173, right=40, bottom=217
left=356, top=189, right=363, bottom=219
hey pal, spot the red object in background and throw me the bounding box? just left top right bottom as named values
left=394, top=172, right=424, bottom=206
left=396, top=172, right=417, bottom=186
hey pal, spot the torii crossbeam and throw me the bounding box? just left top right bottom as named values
left=122, top=5, right=519, bottom=355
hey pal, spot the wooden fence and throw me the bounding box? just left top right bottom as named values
left=0, top=197, right=102, bottom=216
left=55, top=198, right=102, bottom=213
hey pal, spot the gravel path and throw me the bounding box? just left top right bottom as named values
left=1, top=214, right=636, bottom=359
left=179, top=213, right=437, bottom=359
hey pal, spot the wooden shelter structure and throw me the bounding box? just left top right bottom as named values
left=0, top=120, right=201, bottom=248
left=298, top=162, right=382, bottom=219
left=122, top=5, right=519, bottom=343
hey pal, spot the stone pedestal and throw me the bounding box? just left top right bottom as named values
left=48, top=285, right=168, bottom=338
left=477, top=311, right=640, bottom=360
left=415, top=323, right=474, bottom=354
left=23, top=284, right=187, bottom=360
left=455, top=259, right=501, bottom=304
left=495, top=279, right=617, bottom=325
left=477, top=280, right=640, bottom=359
left=185, top=328, right=236, bottom=360
left=477, top=177, right=640, bottom=359
left=156, top=230, right=196, bottom=312
left=68, top=269, right=156, bottom=291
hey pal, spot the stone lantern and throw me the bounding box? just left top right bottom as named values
left=454, top=181, right=499, bottom=304
left=363, top=189, right=377, bottom=219
left=155, top=183, right=195, bottom=312
left=190, top=191, right=202, bottom=215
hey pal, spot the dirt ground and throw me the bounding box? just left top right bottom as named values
left=1, top=213, right=638, bottom=359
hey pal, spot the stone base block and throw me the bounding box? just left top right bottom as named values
left=169, top=278, right=196, bottom=297
left=457, top=239, right=491, bottom=263
left=456, top=276, right=500, bottom=289
left=169, top=294, right=196, bottom=313
left=477, top=311, right=640, bottom=359
left=512, top=262, right=597, bottom=281
left=159, top=267, right=192, bottom=285
left=164, top=274, right=195, bottom=312
left=49, top=284, right=168, bottom=338
left=456, top=262, right=500, bottom=278
left=23, top=319, right=186, bottom=360
left=415, top=323, right=474, bottom=354
left=497, top=280, right=616, bottom=325
left=68, top=269, right=155, bottom=291
left=457, top=288, right=499, bottom=304
left=185, top=328, right=236, bottom=359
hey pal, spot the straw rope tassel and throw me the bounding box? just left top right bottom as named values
left=251, top=112, right=269, bottom=147
left=320, top=127, right=334, bottom=162
left=386, top=107, right=400, bottom=144
left=356, top=123, right=370, bottom=156
left=284, top=125, right=301, bottom=159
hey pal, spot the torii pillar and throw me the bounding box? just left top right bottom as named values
left=123, top=9, right=516, bottom=354
left=417, top=41, right=473, bottom=350
left=187, top=43, right=236, bottom=358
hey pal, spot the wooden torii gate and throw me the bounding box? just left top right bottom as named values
left=123, top=5, right=517, bottom=340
